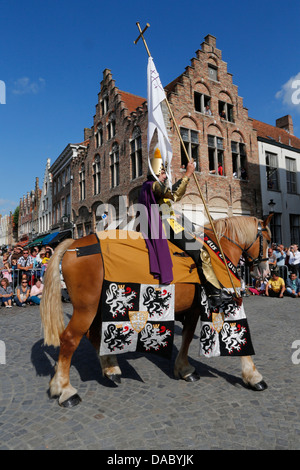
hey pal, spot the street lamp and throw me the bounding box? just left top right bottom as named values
left=268, top=199, right=276, bottom=214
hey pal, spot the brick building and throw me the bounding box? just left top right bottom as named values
left=50, top=140, right=89, bottom=240
left=70, top=34, right=262, bottom=235
left=18, top=177, right=41, bottom=245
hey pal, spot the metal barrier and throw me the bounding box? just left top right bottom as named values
left=1, top=268, right=43, bottom=293
left=238, top=263, right=290, bottom=288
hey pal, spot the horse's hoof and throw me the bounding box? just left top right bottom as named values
left=184, top=372, right=200, bottom=382
left=106, top=374, right=121, bottom=384
left=249, top=380, right=268, bottom=391
left=59, top=393, right=82, bottom=408
left=176, top=371, right=200, bottom=382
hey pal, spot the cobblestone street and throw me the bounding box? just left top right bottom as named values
left=0, top=295, right=300, bottom=450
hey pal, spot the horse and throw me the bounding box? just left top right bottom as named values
left=40, top=215, right=271, bottom=407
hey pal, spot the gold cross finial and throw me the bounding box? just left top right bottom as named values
left=134, top=22, right=151, bottom=57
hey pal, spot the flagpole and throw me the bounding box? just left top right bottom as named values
left=134, top=22, right=240, bottom=299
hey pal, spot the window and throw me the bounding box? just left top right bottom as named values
left=77, top=224, right=83, bottom=238
left=194, top=92, right=212, bottom=115
left=208, top=64, right=218, bottom=81
left=208, top=135, right=224, bottom=175
left=180, top=127, right=199, bottom=170
left=95, top=124, right=103, bottom=147
left=61, top=197, right=65, bottom=217
left=130, top=128, right=143, bottom=179
left=110, top=143, right=119, bottom=188
left=266, top=152, right=279, bottom=190
left=56, top=202, right=60, bottom=223
left=79, top=163, right=86, bottom=200
left=107, top=113, right=116, bottom=140
left=270, top=213, right=282, bottom=244
left=286, top=157, right=297, bottom=194
left=66, top=165, right=71, bottom=182
left=93, top=154, right=101, bottom=195
left=85, top=223, right=91, bottom=235
left=66, top=194, right=70, bottom=215
left=219, top=101, right=234, bottom=122
left=101, top=93, right=108, bottom=115
left=232, top=141, right=247, bottom=179
left=290, top=214, right=300, bottom=245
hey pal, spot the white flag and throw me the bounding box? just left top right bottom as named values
left=147, top=56, right=172, bottom=184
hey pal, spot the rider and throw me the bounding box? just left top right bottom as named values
left=138, top=147, right=232, bottom=308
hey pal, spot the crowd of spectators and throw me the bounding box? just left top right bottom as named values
left=246, top=243, right=300, bottom=299
left=0, top=244, right=53, bottom=308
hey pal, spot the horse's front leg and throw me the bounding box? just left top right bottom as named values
left=99, top=355, right=122, bottom=384
left=174, top=307, right=200, bottom=382
left=240, top=356, right=268, bottom=391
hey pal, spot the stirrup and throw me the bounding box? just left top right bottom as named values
left=204, top=283, right=234, bottom=309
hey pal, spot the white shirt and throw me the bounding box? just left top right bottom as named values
left=289, top=250, right=300, bottom=265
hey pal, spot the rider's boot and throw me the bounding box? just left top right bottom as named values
left=197, top=248, right=234, bottom=309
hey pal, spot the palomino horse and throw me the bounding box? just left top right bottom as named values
left=40, top=215, right=271, bottom=407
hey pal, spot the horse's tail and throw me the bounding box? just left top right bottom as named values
left=40, top=238, right=74, bottom=347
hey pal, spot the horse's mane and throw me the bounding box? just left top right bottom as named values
left=205, top=216, right=266, bottom=245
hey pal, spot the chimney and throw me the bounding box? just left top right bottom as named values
left=276, top=115, right=293, bottom=135
left=204, top=34, right=217, bottom=48
left=84, top=127, right=93, bottom=141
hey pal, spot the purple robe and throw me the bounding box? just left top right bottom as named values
left=138, top=181, right=173, bottom=284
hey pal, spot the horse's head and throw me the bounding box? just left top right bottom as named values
left=243, top=215, right=272, bottom=281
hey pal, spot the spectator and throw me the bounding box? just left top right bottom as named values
left=41, top=249, right=52, bottom=279
left=10, top=258, right=18, bottom=288
left=31, top=247, right=40, bottom=267
left=9, top=245, right=23, bottom=264
left=17, top=249, right=34, bottom=281
left=1, top=260, right=12, bottom=284
left=240, top=167, right=248, bottom=180
left=35, top=247, right=46, bottom=266
left=204, top=105, right=212, bottom=116
left=15, top=277, right=31, bottom=307
left=274, top=244, right=286, bottom=267
left=220, top=109, right=226, bottom=120
left=249, top=279, right=266, bottom=296
left=30, top=278, right=44, bottom=305
left=287, top=244, right=300, bottom=275
left=268, top=248, right=277, bottom=269
left=0, top=278, right=13, bottom=308
left=285, top=272, right=300, bottom=298
left=265, top=269, right=286, bottom=298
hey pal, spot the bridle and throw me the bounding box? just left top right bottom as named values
left=202, top=219, right=271, bottom=267
left=243, top=221, right=270, bottom=266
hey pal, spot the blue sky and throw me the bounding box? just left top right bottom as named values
left=0, top=0, right=300, bottom=216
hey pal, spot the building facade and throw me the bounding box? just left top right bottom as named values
left=71, top=69, right=147, bottom=236
left=252, top=115, right=300, bottom=246
left=38, top=158, right=52, bottom=236
left=50, top=141, right=89, bottom=240
left=18, top=177, right=41, bottom=245
left=70, top=35, right=262, bottom=236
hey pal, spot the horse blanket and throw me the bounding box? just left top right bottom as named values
left=97, top=230, right=254, bottom=358
left=99, top=280, right=175, bottom=359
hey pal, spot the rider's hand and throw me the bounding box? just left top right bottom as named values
left=185, top=159, right=196, bottom=178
